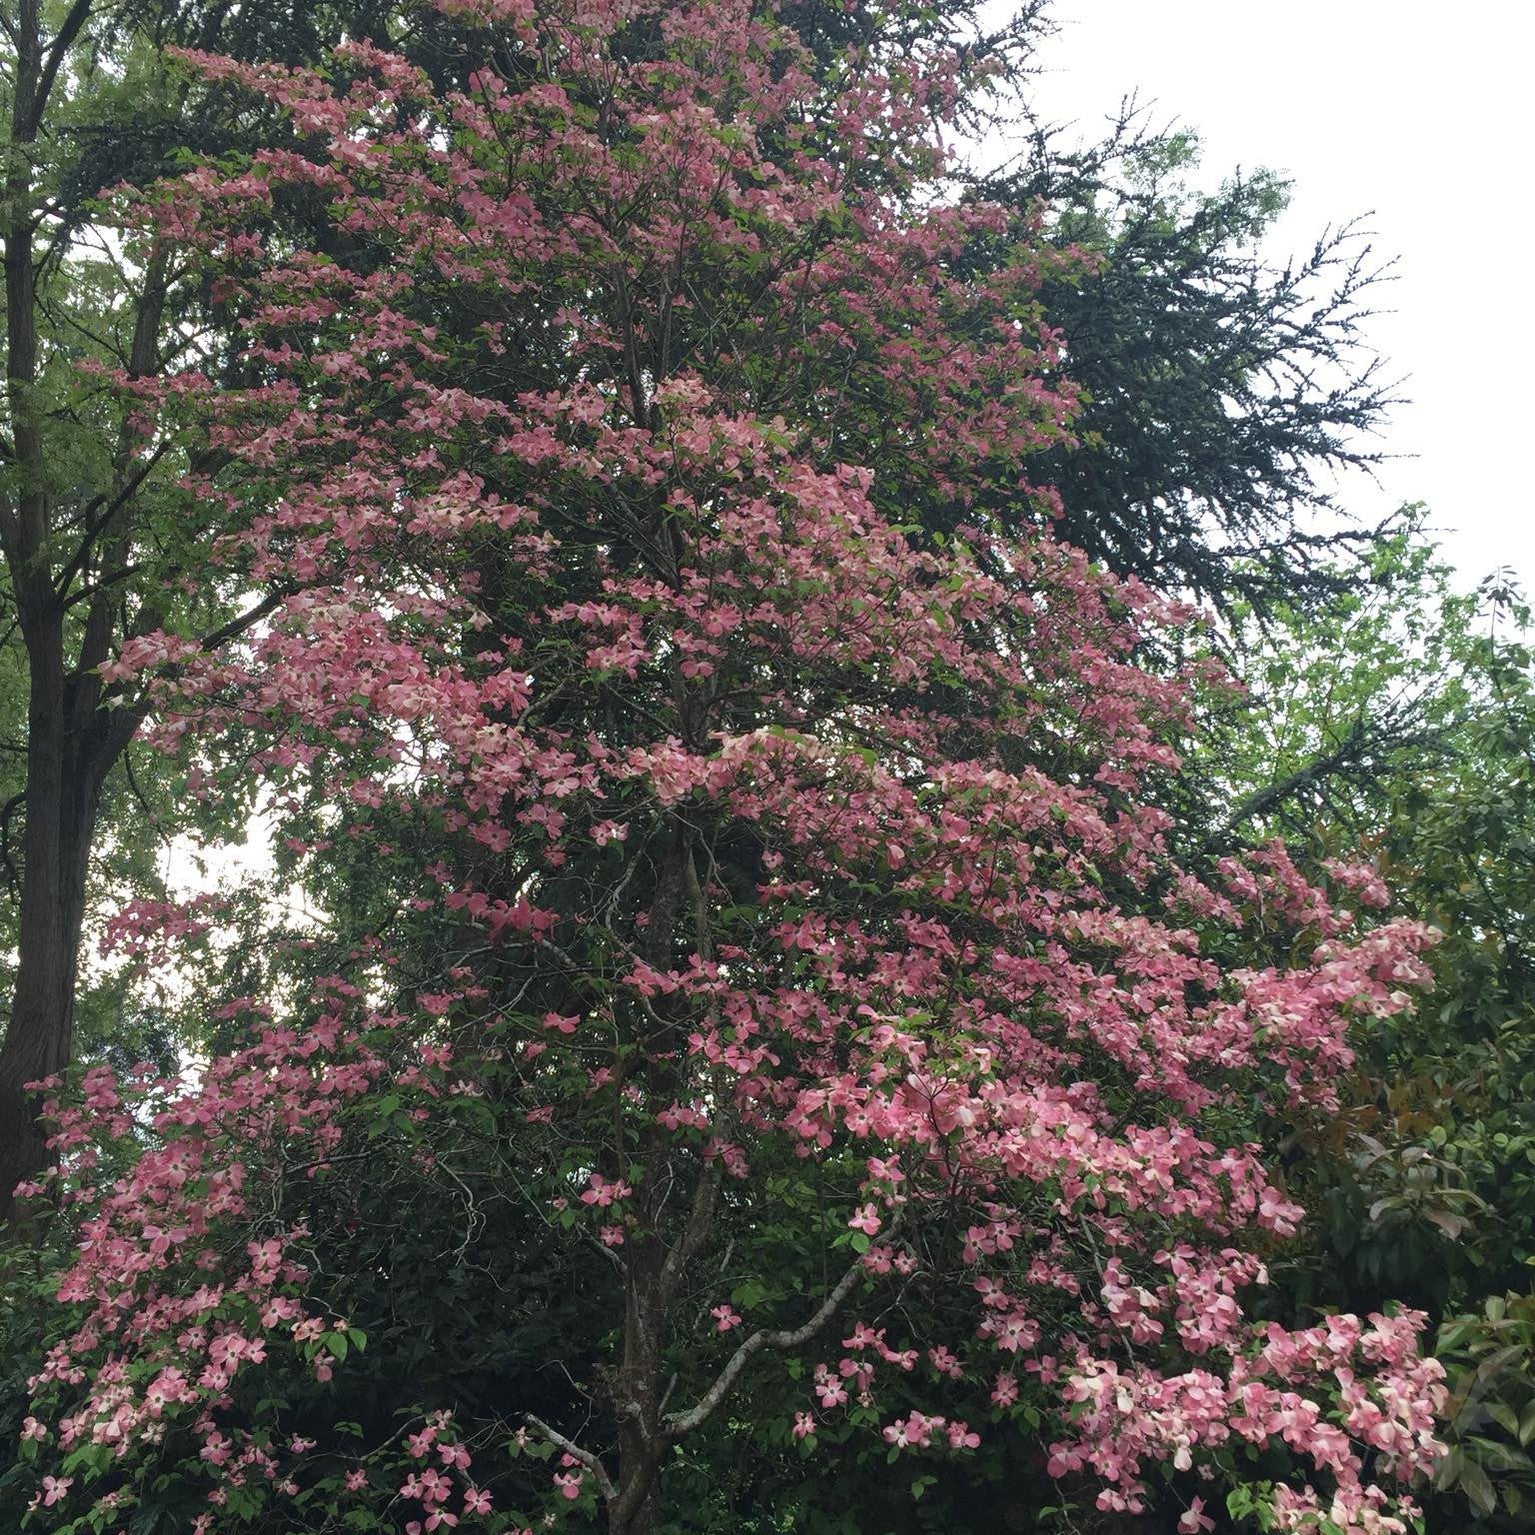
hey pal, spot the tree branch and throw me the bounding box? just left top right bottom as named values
left=1223, top=716, right=1368, bottom=832
left=30, top=0, right=96, bottom=139
left=54, top=444, right=172, bottom=601
left=522, top=1414, right=617, bottom=1503
left=663, top=1232, right=884, bottom=1441
left=193, top=588, right=288, bottom=655
left=0, top=791, right=25, bottom=893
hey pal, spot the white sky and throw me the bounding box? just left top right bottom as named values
left=1019, top=0, right=1535, bottom=594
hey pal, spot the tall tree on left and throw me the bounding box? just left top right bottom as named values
left=0, top=0, right=305, bottom=1223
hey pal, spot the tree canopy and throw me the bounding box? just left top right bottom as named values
left=0, top=6, right=1526, bottom=1535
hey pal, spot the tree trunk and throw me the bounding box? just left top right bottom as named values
left=0, top=629, right=116, bottom=1224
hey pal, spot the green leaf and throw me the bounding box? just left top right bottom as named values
left=1461, top=1458, right=1498, bottom=1516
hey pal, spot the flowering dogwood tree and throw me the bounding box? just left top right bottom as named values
left=17, top=4, right=1445, bottom=1533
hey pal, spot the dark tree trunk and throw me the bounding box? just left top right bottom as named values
left=610, top=1246, right=665, bottom=1535
left=0, top=620, right=127, bottom=1224
left=0, top=733, right=98, bottom=1218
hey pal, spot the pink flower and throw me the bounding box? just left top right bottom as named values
left=848, top=1204, right=881, bottom=1236
left=946, top=1421, right=980, bottom=1450
left=793, top=1412, right=816, bottom=1440
left=40, top=1476, right=74, bottom=1508
left=712, top=1305, right=743, bottom=1332
left=579, top=1174, right=631, bottom=1208
left=1178, top=1497, right=1215, bottom=1533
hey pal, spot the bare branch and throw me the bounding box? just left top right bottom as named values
left=193, top=588, right=288, bottom=655
left=522, top=1414, right=617, bottom=1503
left=663, top=1227, right=889, bottom=1440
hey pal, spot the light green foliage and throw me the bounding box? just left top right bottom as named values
left=1187, top=519, right=1535, bottom=1530
left=1191, top=510, right=1478, bottom=847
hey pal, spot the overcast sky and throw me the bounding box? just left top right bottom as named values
left=1016, top=0, right=1533, bottom=594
